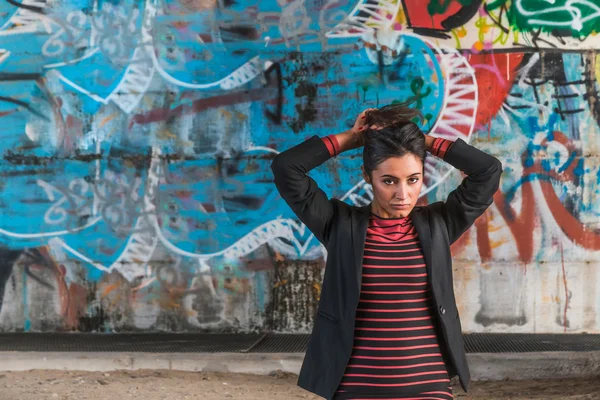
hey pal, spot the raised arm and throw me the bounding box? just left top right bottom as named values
left=425, top=135, right=503, bottom=244
left=270, top=111, right=372, bottom=245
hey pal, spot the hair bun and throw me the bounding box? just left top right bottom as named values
left=368, top=102, right=423, bottom=128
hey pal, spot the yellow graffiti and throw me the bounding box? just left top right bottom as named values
left=450, top=28, right=464, bottom=49
left=489, top=238, right=510, bottom=250
left=99, top=112, right=119, bottom=128
left=273, top=279, right=288, bottom=288
left=395, top=7, right=406, bottom=26
left=101, top=283, right=119, bottom=298
left=450, top=11, right=522, bottom=50
left=313, top=282, right=321, bottom=301
left=274, top=251, right=285, bottom=262
left=157, top=129, right=177, bottom=140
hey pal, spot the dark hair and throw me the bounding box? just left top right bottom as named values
left=362, top=103, right=426, bottom=177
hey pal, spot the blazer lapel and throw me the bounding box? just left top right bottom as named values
left=352, top=204, right=371, bottom=290
left=410, top=207, right=435, bottom=290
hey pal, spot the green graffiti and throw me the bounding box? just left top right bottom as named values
left=389, top=78, right=433, bottom=128
left=487, top=0, right=600, bottom=38
left=409, top=77, right=432, bottom=110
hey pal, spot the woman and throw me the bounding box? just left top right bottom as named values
left=270, top=104, right=503, bottom=400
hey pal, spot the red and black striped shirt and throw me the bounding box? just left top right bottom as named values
left=333, top=215, right=453, bottom=400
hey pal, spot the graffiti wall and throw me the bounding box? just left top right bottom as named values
left=0, top=0, right=599, bottom=333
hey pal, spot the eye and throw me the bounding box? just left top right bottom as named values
left=383, top=178, right=395, bottom=185
left=408, top=177, right=419, bottom=184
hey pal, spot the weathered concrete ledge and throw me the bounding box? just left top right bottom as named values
left=467, top=351, right=600, bottom=380
left=0, top=352, right=306, bottom=376
left=1, top=352, right=600, bottom=381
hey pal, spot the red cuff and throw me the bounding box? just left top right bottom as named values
left=431, top=137, right=453, bottom=159
left=321, top=135, right=340, bottom=157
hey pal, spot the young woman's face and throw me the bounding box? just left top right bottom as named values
left=362, top=154, right=423, bottom=218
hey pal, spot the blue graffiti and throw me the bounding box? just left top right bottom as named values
left=0, top=0, right=449, bottom=280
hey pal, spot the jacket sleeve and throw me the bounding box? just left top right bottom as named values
left=270, top=135, right=336, bottom=246
left=437, top=138, right=503, bottom=244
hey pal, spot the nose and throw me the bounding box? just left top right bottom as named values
left=395, top=184, right=408, bottom=200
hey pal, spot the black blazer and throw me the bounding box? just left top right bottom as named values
left=270, top=135, right=503, bottom=400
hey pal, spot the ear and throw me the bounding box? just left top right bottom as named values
left=361, top=165, right=370, bottom=183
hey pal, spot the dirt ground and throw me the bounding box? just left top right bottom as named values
left=0, top=370, right=599, bottom=400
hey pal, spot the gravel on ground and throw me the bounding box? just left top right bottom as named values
left=1, top=370, right=599, bottom=400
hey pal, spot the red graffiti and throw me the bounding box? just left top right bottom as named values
left=37, top=247, right=88, bottom=330
left=403, top=0, right=465, bottom=30
left=468, top=53, right=524, bottom=129
left=402, top=0, right=484, bottom=31
left=130, top=87, right=276, bottom=127
left=452, top=131, right=600, bottom=263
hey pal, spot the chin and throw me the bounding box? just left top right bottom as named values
left=386, top=207, right=412, bottom=218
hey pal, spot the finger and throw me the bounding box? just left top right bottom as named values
left=361, top=109, right=374, bottom=119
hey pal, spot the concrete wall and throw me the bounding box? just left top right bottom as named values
left=0, top=0, right=598, bottom=333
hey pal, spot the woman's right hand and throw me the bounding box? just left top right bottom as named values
left=350, top=108, right=377, bottom=147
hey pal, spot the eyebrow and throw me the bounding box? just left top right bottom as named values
left=381, top=173, right=422, bottom=179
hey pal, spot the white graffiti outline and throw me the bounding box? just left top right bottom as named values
left=0, top=217, right=102, bottom=239
left=49, top=70, right=109, bottom=104
left=152, top=216, right=309, bottom=259
left=43, top=47, right=100, bottom=69
left=53, top=147, right=162, bottom=281
left=42, top=0, right=154, bottom=112
left=106, top=147, right=161, bottom=281
left=144, top=0, right=263, bottom=91
left=0, top=50, right=9, bottom=65
left=0, top=0, right=53, bottom=35
left=41, top=10, right=88, bottom=58
left=326, top=0, right=402, bottom=38
left=52, top=237, right=110, bottom=272
left=105, top=0, right=155, bottom=113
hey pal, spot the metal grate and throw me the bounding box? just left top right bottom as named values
left=463, top=333, right=600, bottom=353
left=0, top=333, right=263, bottom=353
left=252, top=334, right=310, bottom=353
left=252, top=333, right=600, bottom=353
left=0, top=333, right=599, bottom=353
